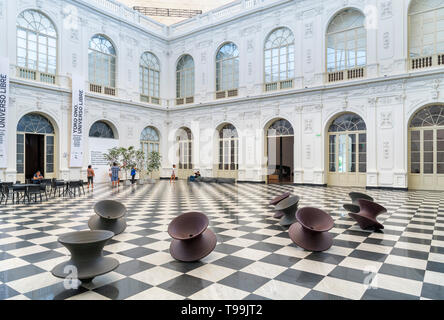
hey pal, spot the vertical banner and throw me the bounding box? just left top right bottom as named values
left=0, top=57, right=9, bottom=168
left=70, top=76, right=86, bottom=167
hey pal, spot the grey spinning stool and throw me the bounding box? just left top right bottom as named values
left=343, top=192, right=374, bottom=213
left=89, top=200, right=127, bottom=235
left=349, top=199, right=386, bottom=230
left=51, top=230, right=119, bottom=283
left=269, top=192, right=291, bottom=219
left=275, top=196, right=300, bottom=226
left=168, top=212, right=217, bottom=262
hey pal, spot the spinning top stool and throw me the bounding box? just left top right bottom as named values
left=89, top=200, right=127, bottom=235
left=343, top=192, right=374, bottom=213
left=289, top=207, right=334, bottom=252
left=349, top=199, right=385, bottom=230
left=51, top=230, right=119, bottom=283
left=168, top=212, right=217, bottom=262
left=275, top=196, right=300, bottom=226
left=269, top=192, right=291, bottom=219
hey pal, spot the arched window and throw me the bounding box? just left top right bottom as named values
left=328, top=113, right=367, bottom=176
left=216, top=42, right=239, bottom=99
left=88, top=35, right=116, bottom=95
left=89, top=121, right=115, bottom=139
left=409, top=0, right=444, bottom=69
left=219, top=124, right=239, bottom=171
left=264, top=27, right=295, bottom=91
left=176, top=55, right=195, bottom=105
left=17, top=10, right=57, bottom=84
left=140, top=52, right=160, bottom=105
left=267, top=119, right=294, bottom=137
left=140, top=126, right=160, bottom=157
left=326, top=9, right=366, bottom=82
left=177, top=127, right=193, bottom=170
left=409, top=105, right=444, bottom=191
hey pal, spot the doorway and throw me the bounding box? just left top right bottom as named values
left=266, top=119, right=294, bottom=184
left=25, top=134, right=45, bottom=180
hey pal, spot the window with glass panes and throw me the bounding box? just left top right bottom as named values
left=140, top=127, right=160, bottom=162
left=177, top=128, right=193, bottom=170
left=16, top=10, right=57, bottom=77
left=408, top=0, right=444, bottom=59
left=176, top=55, right=195, bottom=100
left=216, top=43, right=239, bottom=92
left=409, top=105, right=444, bottom=175
left=328, top=113, right=367, bottom=173
left=219, top=124, right=239, bottom=171
left=88, top=35, right=116, bottom=88
left=140, top=52, right=160, bottom=102
left=326, top=9, right=366, bottom=72
left=264, top=27, right=295, bottom=84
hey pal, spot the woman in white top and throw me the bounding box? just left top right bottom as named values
left=170, top=164, right=176, bottom=183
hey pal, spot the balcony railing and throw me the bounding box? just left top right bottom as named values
left=17, top=67, right=56, bottom=85
left=216, top=89, right=238, bottom=99
left=141, top=94, right=160, bottom=105
left=264, top=79, right=294, bottom=92
left=327, top=67, right=365, bottom=83
left=411, top=54, right=444, bottom=70
left=176, top=96, right=194, bottom=105
left=89, top=83, right=116, bottom=96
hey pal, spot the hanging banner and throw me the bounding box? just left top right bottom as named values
left=70, top=75, right=86, bottom=167
left=0, top=57, right=9, bottom=168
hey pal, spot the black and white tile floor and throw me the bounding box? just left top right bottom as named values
left=0, top=181, right=443, bottom=300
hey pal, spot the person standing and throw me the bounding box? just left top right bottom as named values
left=170, top=164, right=176, bottom=183
left=131, top=166, right=136, bottom=184
left=111, top=162, right=120, bottom=187
left=87, top=165, right=95, bottom=190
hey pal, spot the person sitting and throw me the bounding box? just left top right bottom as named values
left=194, top=171, right=201, bottom=178
left=32, top=171, right=44, bottom=183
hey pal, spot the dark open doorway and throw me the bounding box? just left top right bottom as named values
left=267, top=135, right=294, bottom=184
left=25, top=134, right=45, bottom=180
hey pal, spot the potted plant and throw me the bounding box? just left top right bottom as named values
left=134, top=149, right=146, bottom=185
left=120, top=146, right=136, bottom=186
left=146, top=151, right=162, bottom=184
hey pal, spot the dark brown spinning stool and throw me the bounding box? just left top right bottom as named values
left=349, top=199, right=385, bottom=230
left=89, top=200, right=127, bottom=235
left=343, top=192, right=374, bottom=213
left=289, top=207, right=334, bottom=252
left=51, top=230, right=119, bottom=283
left=168, top=212, right=217, bottom=262
left=269, top=192, right=291, bottom=219
left=275, top=196, right=300, bottom=226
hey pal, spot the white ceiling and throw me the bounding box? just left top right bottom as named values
left=117, top=0, right=234, bottom=25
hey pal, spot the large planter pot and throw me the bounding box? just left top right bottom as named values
left=137, top=179, right=145, bottom=185
left=124, top=180, right=131, bottom=186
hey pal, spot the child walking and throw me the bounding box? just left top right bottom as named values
left=87, top=165, right=95, bottom=190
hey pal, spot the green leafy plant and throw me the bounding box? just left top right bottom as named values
left=134, top=149, right=146, bottom=180
left=104, top=147, right=120, bottom=166
left=147, top=151, right=162, bottom=179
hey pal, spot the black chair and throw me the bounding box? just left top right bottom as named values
left=68, top=180, right=85, bottom=197
left=39, top=182, right=49, bottom=201
left=1, top=183, right=15, bottom=205
left=27, top=185, right=44, bottom=203
left=52, top=179, right=66, bottom=197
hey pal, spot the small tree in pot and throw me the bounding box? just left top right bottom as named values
left=120, top=146, right=137, bottom=185
left=134, top=149, right=146, bottom=184
left=146, top=151, right=162, bottom=183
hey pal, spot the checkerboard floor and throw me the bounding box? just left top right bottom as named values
left=0, top=181, right=443, bottom=300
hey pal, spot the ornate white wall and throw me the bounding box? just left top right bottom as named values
left=1, top=0, right=443, bottom=189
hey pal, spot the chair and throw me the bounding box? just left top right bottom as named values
left=1, top=183, right=15, bottom=205
left=289, top=207, right=334, bottom=252
left=349, top=199, right=386, bottom=230
left=275, top=196, right=300, bottom=226
left=269, top=192, right=291, bottom=219
left=343, top=192, right=374, bottom=213
left=89, top=200, right=127, bottom=235
left=68, top=180, right=85, bottom=197
left=168, top=212, right=217, bottom=262
left=39, top=182, right=49, bottom=201
left=27, top=185, right=44, bottom=203
left=52, top=179, right=66, bottom=197
left=51, top=230, right=119, bottom=283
